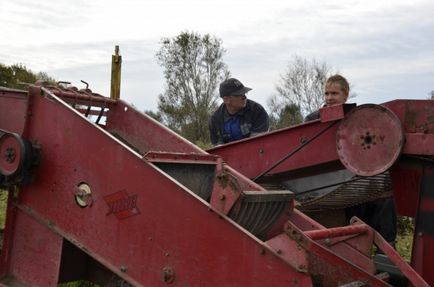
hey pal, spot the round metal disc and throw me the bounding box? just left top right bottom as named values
left=336, top=104, right=404, bottom=176
left=0, top=133, right=23, bottom=176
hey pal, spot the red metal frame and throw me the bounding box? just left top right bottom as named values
left=0, top=85, right=430, bottom=286
left=0, top=86, right=312, bottom=286
left=0, top=89, right=28, bottom=135
left=105, top=99, right=204, bottom=154
left=209, top=101, right=434, bottom=286
left=207, top=115, right=343, bottom=181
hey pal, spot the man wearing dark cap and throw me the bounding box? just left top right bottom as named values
left=208, top=78, right=269, bottom=145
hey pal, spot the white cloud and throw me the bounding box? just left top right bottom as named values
left=1, top=0, right=434, bottom=111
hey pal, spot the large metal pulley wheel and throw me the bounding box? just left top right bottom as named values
left=0, top=132, right=26, bottom=177
left=336, top=104, right=404, bottom=176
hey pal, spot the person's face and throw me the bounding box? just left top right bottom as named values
left=324, top=83, right=348, bottom=106
left=224, top=94, right=248, bottom=112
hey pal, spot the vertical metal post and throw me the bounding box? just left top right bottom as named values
left=110, top=45, right=122, bottom=100
left=411, top=165, right=434, bottom=286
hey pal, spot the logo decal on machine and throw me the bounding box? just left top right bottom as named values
left=104, top=189, right=140, bottom=219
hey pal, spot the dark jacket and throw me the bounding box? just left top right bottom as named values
left=304, top=110, right=321, bottom=122
left=209, top=99, right=269, bottom=145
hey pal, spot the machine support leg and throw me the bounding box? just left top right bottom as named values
left=411, top=165, right=434, bottom=286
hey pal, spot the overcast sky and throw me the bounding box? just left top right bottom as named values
left=1, top=0, right=434, bottom=112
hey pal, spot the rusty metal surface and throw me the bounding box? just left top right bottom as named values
left=373, top=223, right=430, bottom=287
left=284, top=221, right=387, bottom=287
left=0, top=133, right=23, bottom=176
left=40, top=86, right=112, bottom=127
left=276, top=212, right=378, bottom=276
left=3, top=85, right=434, bottom=286
left=209, top=168, right=243, bottom=215
left=106, top=100, right=204, bottom=155
left=144, top=151, right=219, bottom=164
left=403, top=133, right=434, bottom=155
left=41, top=85, right=113, bottom=105
left=319, top=103, right=356, bottom=122
left=5, top=208, right=63, bottom=286
left=0, top=131, right=40, bottom=187
left=411, top=165, right=434, bottom=286
left=304, top=223, right=370, bottom=240
left=383, top=99, right=434, bottom=134
left=0, top=90, right=28, bottom=136
left=336, top=104, right=404, bottom=176
left=209, top=119, right=343, bottom=180
left=0, top=85, right=315, bottom=286
left=208, top=103, right=361, bottom=181
left=208, top=100, right=434, bottom=180
left=209, top=99, right=434, bottom=286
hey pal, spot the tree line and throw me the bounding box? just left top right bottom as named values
left=0, top=32, right=343, bottom=146
left=0, top=63, right=55, bottom=89
left=150, top=31, right=339, bottom=146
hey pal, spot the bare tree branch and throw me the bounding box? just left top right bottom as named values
left=275, top=55, right=332, bottom=116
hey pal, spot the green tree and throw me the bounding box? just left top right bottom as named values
left=0, top=64, right=13, bottom=87
left=144, top=110, right=163, bottom=122
left=155, top=31, right=230, bottom=144
left=0, top=63, right=55, bottom=89
left=268, top=99, right=303, bottom=130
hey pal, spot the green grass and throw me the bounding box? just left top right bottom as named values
left=0, top=189, right=7, bottom=229
left=396, top=234, right=413, bottom=261
left=396, top=216, right=414, bottom=261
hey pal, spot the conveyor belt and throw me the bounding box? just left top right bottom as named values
left=263, top=171, right=392, bottom=212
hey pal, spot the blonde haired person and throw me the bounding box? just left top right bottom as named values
left=304, top=74, right=350, bottom=121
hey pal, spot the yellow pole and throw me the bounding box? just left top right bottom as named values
left=110, top=45, right=122, bottom=100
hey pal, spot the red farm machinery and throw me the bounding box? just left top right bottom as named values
left=0, top=82, right=432, bottom=286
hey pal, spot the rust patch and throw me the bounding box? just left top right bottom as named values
left=404, top=103, right=417, bottom=132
